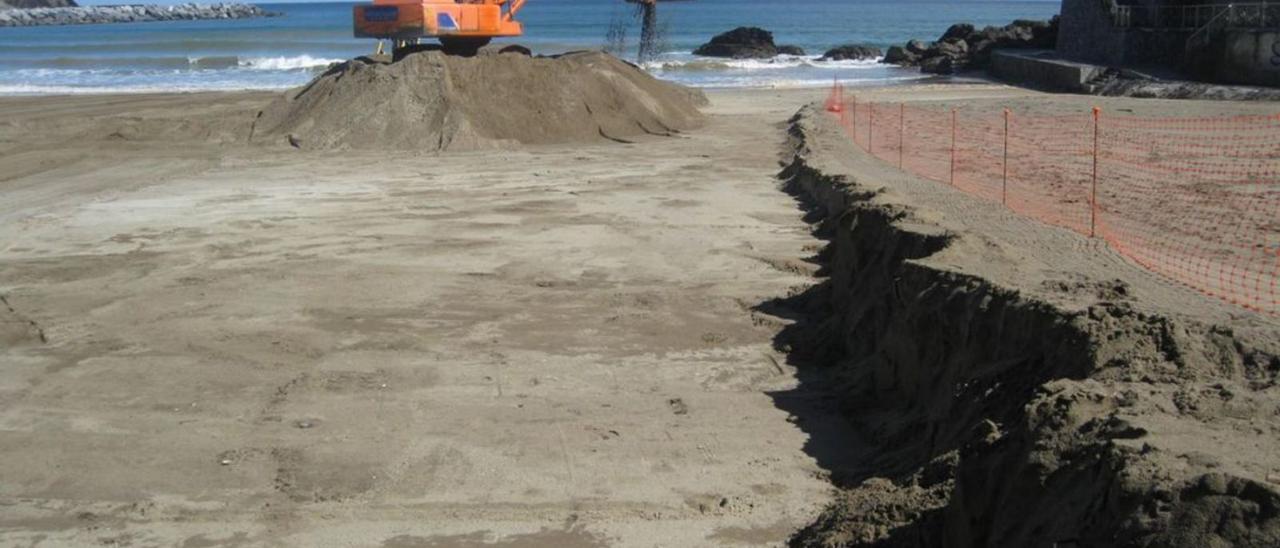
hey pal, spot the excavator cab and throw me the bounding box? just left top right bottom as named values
left=354, top=0, right=526, bottom=58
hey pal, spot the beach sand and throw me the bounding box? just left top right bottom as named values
left=0, top=82, right=1276, bottom=546
left=0, top=86, right=837, bottom=547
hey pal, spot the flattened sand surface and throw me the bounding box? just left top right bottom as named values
left=2, top=82, right=1277, bottom=547
left=0, top=87, right=843, bottom=547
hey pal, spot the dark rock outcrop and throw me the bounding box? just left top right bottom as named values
left=881, top=16, right=1058, bottom=75
left=693, top=27, right=780, bottom=59
left=883, top=45, right=917, bottom=65
left=940, top=23, right=975, bottom=42
left=777, top=44, right=806, bottom=56
left=820, top=44, right=883, bottom=61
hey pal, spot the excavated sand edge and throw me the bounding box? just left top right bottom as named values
left=776, top=105, right=1280, bottom=547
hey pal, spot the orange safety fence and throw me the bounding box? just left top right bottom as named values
left=825, top=84, right=1280, bottom=316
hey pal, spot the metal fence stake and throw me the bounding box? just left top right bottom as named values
left=1091, top=106, right=1101, bottom=238
left=852, top=95, right=858, bottom=145
left=899, top=103, right=905, bottom=169
left=1002, top=108, right=1010, bottom=206
left=950, top=108, right=957, bottom=186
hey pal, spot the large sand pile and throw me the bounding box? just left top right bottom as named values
left=251, top=50, right=707, bottom=151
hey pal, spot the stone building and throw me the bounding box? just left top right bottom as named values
left=1055, top=0, right=1280, bottom=86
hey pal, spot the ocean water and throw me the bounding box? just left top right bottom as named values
left=0, top=0, right=1060, bottom=94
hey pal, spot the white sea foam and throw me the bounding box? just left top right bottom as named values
left=645, top=54, right=885, bottom=73
left=0, top=82, right=296, bottom=95
left=677, top=74, right=932, bottom=89
left=238, top=55, right=342, bottom=71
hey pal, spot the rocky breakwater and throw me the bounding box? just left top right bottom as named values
left=0, top=2, right=273, bottom=27
left=819, top=44, right=882, bottom=62
left=693, top=27, right=885, bottom=63
left=693, top=27, right=807, bottom=58
left=0, top=0, right=77, bottom=8
left=883, top=17, right=1058, bottom=75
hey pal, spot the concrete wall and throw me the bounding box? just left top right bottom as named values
left=1057, top=0, right=1129, bottom=65
left=1212, top=30, right=1280, bottom=87
left=990, top=49, right=1105, bottom=92
left=1056, top=0, right=1190, bottom=67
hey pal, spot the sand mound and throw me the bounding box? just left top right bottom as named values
left=251, top=50, right=707, bottom=151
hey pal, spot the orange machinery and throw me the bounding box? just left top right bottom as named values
left=354, top=0, right=528, bottom=58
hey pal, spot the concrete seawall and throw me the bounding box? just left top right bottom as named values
left=0, top=3, right=272, bottom=27
left=989, top=48, right=1103, bottom=92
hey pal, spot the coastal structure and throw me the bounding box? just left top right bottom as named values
left=1056, top=0, right=1280, bottom=86
left=0, top=2, right=272, bottom=27
left=0, top=0, right=77, bottom=8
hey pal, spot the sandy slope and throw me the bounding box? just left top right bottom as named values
left=782, top=87, right=1280, bottom=547
left=0, top=87, right=846, bottom=547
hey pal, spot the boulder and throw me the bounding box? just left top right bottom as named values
left=1025, top=16, right=1059, bottom=48
left=965, top=25, right=1006, bottom=46
left=883, top=45, right=919, bottom=66
left=880, top=17, right=1057, bottom=76
left=776, top=44, right=806, bottom=56
left=693, top=26, right=778, bottom=59
left=920, top=55, right=954, bottom=75
left=940, top=23, right=975, bottom=42
left=821, top=44, right=883, bottom=61
left=931, top=38, right=968, bottom=59
left=966, top=39, right=998, bottom=67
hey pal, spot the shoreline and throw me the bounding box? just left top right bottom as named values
left=0, top=71, right=962, bottom=98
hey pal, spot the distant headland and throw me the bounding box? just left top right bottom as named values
left=0, top=1, right=274, bottom=27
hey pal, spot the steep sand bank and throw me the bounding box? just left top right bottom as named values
left=780, top=100, right=1280, bottom=547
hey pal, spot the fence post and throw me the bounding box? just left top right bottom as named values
left=869, top=103, right=875, bottom=155
left=1091, top=106, right=1101, bottom=238
left=899, top=103, right=905, bottom=169
left=851, top=95, right=858, bottom=143
left=1002, top=108, right=1010, bottom=206
left=950, top=108, right=957, bottom=186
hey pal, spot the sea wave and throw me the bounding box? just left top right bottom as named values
left=0, top=54, right=336, bottom=72
left=677, top=74, right=932, bottom=89
left=645, top=54, right=885, bottom=73
left=238, top=55, right=343, bottom=71
left=0, top=82, right=296, bottom=95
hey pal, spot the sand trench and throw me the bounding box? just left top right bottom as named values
left=776, top=105, right=1280, bottom=547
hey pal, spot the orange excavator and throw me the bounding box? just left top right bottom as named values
left=353, top=0, right=528, bottom=59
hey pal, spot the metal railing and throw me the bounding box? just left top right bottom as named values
left=1110, top=1, right=1280, bottom=30
left=1186, top=6, right=1237, bottom=50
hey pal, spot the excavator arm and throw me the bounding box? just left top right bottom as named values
left=503, top=0, right=526, bottom=22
